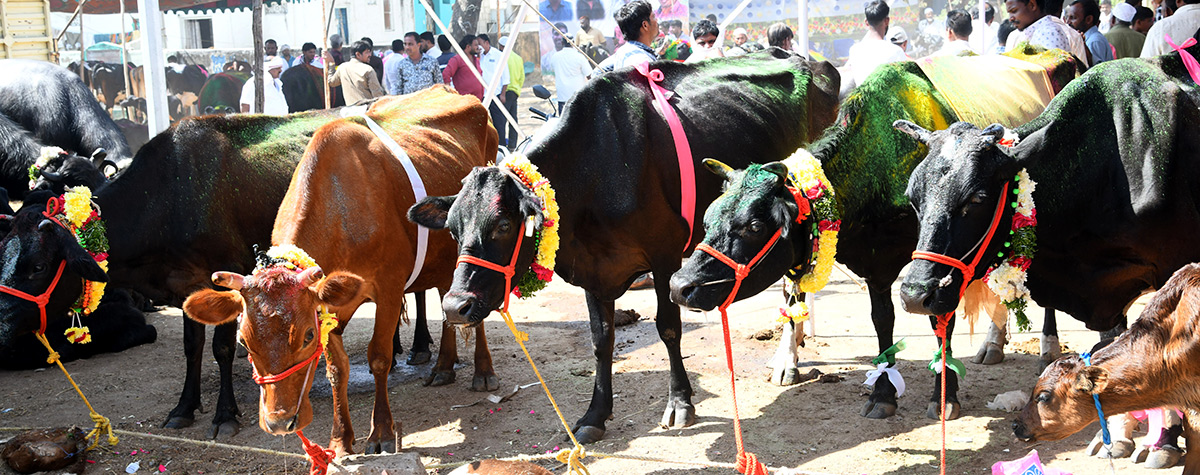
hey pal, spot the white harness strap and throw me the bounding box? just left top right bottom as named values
left=361, top=114, right=428, bottom=291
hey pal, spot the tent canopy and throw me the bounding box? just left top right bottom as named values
left=49, top=0, right=288, bottom=15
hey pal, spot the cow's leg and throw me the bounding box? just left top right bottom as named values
left=572, top=291, right=616, bottom=444
left=972, top=320, right=1006, bottom=365
left=164, top=316, right=205, bottom=429
left=365, top=299, right=401, bottom=454
left=655, top=264, right=696, bottom=432
left=1088, top=412, right=1137, bottom=458
left=209, top=321, right=240, bottom=439
left=1181, top=410, right=1200, bottom=475
left=407, top=291, right=433, bottom=365
left=471, top=324, right=499, bottom=391
left=325, top=331, right=355, bottom=456
left=768, top=290, right=803, bottom=386
left=1145, top=409, right=1184, bottom=469
left=425, top=320, right=458, bottom=386
left=1039, top=309, right=1061, bottom=372
left=862, top=279, right=899, bottom=419
left=927, top=314, right=961, bottom=420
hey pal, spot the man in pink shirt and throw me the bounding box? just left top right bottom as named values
left=442, top=34, right=484, bottom=100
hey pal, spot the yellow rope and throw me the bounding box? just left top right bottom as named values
left=33, top=332, right=118, bottom=451
left=499, top=309, right=590, bottom=475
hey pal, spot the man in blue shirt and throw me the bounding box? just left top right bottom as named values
left=539, top=0, right=575, bottom=22
left=593, top=0, right=658, bottom=75
left=1066, top=0, right=1114, bottom=64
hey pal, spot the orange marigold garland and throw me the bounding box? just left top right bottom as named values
left=43, top=187, right=109, bottom=344
left=502, top=156, right=560, bottom=299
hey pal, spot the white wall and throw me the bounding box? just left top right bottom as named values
left=163, top=0, right=415, bottom=52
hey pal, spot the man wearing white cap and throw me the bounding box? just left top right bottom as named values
left=239, top=56, right=290, bottom=115
left=1105, top=2, right=1144, bottom=58
left=725, top=27, right=760, bottom=56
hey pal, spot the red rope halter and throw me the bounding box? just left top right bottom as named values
left=0, top=197, right=81, bottom=336
left=909, top=181, right=1011, bottom=475
left=689, top=184, right=808, bottom=475
left=456, top=230, right=525, bottom=314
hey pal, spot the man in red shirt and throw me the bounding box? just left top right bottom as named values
left=442, top=34, right=484, bottom=100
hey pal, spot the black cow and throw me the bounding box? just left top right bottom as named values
left=197, top=72, right=249, bottom=115
left=899, top=44, right=1200, bottom=437
left=0, top=190, right=156, bottom=370
left=0, top=60, right=132, bottom=196
left=165, top=64, right=209, bottom=97
left=410, top=49, right=840, bottom=443
left=30, top=149, right=117, bottom=195
left=89, top=62, right=126, bottom=112
left=280, top=63, right=326, bottom=113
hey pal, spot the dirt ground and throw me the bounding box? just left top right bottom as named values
left=0, top=89, right=1179, bottom=475
left=0, top=265, right=1172, bottom=475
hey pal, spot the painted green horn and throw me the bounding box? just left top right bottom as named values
left=702, top=158, right=735, bottom=181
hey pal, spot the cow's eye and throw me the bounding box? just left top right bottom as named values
left=304, top=328, right=315, bottom=345
left=748, top=220, right=763, bottom=233
left=497, top=220, right=511, bottom=234
left=1036, top=391, right=1051, bottom=403
left=970, top=192, right=986, bottom=204
left=31, top=263, right=45, bottom=273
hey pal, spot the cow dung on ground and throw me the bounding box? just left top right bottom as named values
left=1, top=427, right=86, bottom=474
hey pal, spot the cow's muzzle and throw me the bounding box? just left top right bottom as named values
left=442, top=291, right=489, bottom=324
left=899, top=278, right=958, bottom=315
left=1012, top=419, right=1035, bottom=442
left=668, top=271, right=726, bottom=311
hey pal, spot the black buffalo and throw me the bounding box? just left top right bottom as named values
left=280, top=63, right=326, bottom=113
left=0, top=60, right=132, bottom=197
left=0, top=191, right=156, bottom=370
left=410, top=49, right=839, bottom=443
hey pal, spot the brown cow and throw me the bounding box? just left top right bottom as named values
left=183, top=86, right=497, bottom=455
left=1013, top=263, right=1200, bottom=473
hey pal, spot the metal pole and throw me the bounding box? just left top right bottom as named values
left=798, top=0, right=809, bottom=58
left=978, top=0, right=986, bottom=53
left=80, top=2, right=86, bottom=85
left=715, top=0, right=754, bottom=50
left=252, top=0, right=264, bottom=113
left=138, top=0, right=170, bottom=134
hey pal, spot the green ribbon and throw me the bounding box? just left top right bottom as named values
left=928, top=348, right=966, bottom=377
left=870, top=339, right=907, bottom=366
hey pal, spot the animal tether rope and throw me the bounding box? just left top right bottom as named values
left=910, top=181, right=1010, bottom=475
left=0, top=198, right=117, bottom=451
left=633, top=62, right=696, bottom=253
left=457, top=230, right=593, bottom=475
left=692, top=183, right=809, bottom=475
left=360, top=113, right=429, bottom=291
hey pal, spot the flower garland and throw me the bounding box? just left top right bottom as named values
left=981, top=167, right=1037, bottom=332
left=502, top=155, right=560, bottom=299
left=254, top=245, right=339, bottom=348
left=44, top=187, right=109, bottom=344
left=777, top=149, right=841, bottom=324
left=28, top=147, right=65, bottom=190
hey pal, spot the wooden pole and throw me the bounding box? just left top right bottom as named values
left=120, top=0, right=131, bottom=105
left=798, top=0, right=808, bottom=57
left=80, top=2, right=86, bottom=85
left=321, top=0, right=332, bottom=109
left=252, top=0, right=264, bottom=113
left=138, top=0, right=170, bottom=134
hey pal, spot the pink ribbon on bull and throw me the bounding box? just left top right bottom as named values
left=634, top=62, right=697, bottom=253
left=1166, top=34, right=1200, bottom=86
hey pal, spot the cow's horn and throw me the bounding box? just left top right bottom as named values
left=893, top=120, right=931, bottom=144
left=702, top=158, right=735, bottom=182
left=37, top=219, right=57, bottom=232
left=0, top=215, right=14, bottom=223
left=212, top=271, right=245, bottom=290
left=299, top=266, right=324, bottom=286
left=39, top=170, right=62, bottom=181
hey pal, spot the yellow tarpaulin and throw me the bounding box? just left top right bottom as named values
left=917, top=55, right=1057, bottom=129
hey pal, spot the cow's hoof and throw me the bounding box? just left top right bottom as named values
left=162, top=416, right=194, bottom=429
left=769, top=366, right=801, bottom=386
left=861, top=400, right=897, bottom=419
left=1089, top=438, right=1135, bottom=458
left=471, top=374, right=500, bottom=392
left=925, top=401, right=961, bottom=420
left=424, top=370, right=456, bottom=387
left=1133, top=445, right=1151, bottom=463
left=406, top=351, right=432, bottom=365
left=972, top=343, right=1005, bottom=365
left=573, top=426, right=605, bottom=444
left=1145, top=447, right=1183, bottom=469
left=660, top=399, right=696, bottom=429
left=208, top=420, right=239, bottom=440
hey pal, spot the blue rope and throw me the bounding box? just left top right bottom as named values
left=1081, top=352, right=1111, bottom=446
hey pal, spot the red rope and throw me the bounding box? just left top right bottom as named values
left=937, top=313, right=950, bottom=475
left=296, top=429, right=335, bottom=475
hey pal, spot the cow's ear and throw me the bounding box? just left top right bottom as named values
left=314, top=271, right=364, bottom=308
left=514, top=178, right=545, bottom=231
left=703, top=158, right=735, bottom=182
left=408, top=195, right=457, bottom=230
left=184, top=289, right=244, bottom=326
left=42, top=219, right=107, bottom=283
left=893, top=120, right=931, bottom=144
left=1073, top=366, right=1109, bottom=394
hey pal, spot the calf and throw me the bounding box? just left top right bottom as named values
left=1014, top=263, right=1200, bottom=473
left=184, top=87, right=496, bottom=455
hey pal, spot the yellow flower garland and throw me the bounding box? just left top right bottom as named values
left=778, top=149, right=841, bottom=323
left=54, top=187, right=108, bottom=344
left=258, top=245, right=338, bottom=348
left=502, top=155, right=561, bottom=297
